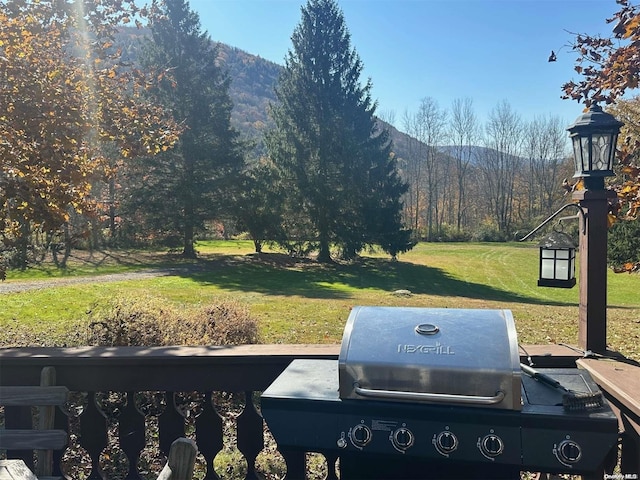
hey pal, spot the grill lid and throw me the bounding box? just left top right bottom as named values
left=338, top=307, right=522, bottom=410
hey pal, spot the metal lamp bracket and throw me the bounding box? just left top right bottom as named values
left=518, top=203, right=586, bottom=242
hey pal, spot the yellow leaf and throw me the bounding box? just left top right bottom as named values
left=623, top=15, right=640, bottom=39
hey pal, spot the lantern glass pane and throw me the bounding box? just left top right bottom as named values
left=570, top=257, right=575, bottom=278
left=580, top=135, right=590, bottom=171
left=541, top=259, right=555, bottom=279
left=591, top=133, right=613, bottom=171
left=571, top=136, right=582, bottom=174
left=541, top=249, right=555, bottom=259
left=556, top=258, right=570, bottom=280
left=609, top=132, right=619, bottom=166
left=556, top=249, right=570, bottom=259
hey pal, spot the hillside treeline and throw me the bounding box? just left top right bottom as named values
left=1, top=0, right=412, bottom=270
left=395, top=99, right=575, bottom=242
left=2, top=0, right=638, bottom=273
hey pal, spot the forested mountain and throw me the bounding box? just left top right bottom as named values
left=217, top=44, right=280, bottom=145
left=115, top=26, right=429, bottom=161
left=218, top=42, right=421, bottom=164
left=115, top=26, right=572, bottom=242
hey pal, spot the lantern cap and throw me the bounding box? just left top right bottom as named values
left=539, top=230, right=576, bottom=249
left=567, top=104, right=624, bottom=134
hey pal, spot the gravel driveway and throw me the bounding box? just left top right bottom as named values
left=0, top=266, right=198, bottom=294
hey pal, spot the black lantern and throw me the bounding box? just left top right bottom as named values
left=567, top=104, right=624, bottom=186
left=538, top=231, right=577, bottom=288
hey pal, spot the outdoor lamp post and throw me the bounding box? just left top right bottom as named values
left=538, top=231, right=576, bottom=289
left=567, top=104, right=623, bottom=353
left=567, top=104, right=624, bottom=190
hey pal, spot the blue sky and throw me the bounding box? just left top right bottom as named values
left=188, top=0, right=620, bottom=131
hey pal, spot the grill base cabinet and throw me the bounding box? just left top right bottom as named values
left=261, top=308, right=618, bottom=479
left=262, top=360, right=617, bottom=479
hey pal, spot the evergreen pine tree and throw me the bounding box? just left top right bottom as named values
left=127, top=0, right=243, bottom=257
left=608, top=216, right=640, bottom=267
left=235, top=158, right=286, bottom=253
left=266, top=0, right=411, bottom=262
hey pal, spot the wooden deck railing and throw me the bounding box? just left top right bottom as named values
left=0, top=344, right=637, bottom=479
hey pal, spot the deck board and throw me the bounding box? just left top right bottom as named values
left=577, top=358, right=640, bottom=418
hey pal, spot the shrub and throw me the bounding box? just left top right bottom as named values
left=87, top=294, right=258, bottom=347
left=433, top=224, right=472, bottom=242
left=470, top=221, right=507, bottom=242
left=166, top=302, right=259, bottom=346
left=273, top=239, right=318, bottom=257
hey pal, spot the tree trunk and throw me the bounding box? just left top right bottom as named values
left=109, top=176, right=117, bottom=241
left=17, top=218, right=30, bottom=270
left=317, top=239, right=332, bottom=263
left=183, top=224, right=196, bottom=258
left=60, top=223, right=71, bottom=269
left=182, top=186, right=197, bottom=258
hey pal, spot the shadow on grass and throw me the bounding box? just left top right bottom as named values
left=178, top=253, right=571, bottom=306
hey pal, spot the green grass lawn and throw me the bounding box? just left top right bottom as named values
left=1, top=241, right=639, bottom=359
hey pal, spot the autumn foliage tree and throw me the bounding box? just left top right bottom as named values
left=563, top=0, right=640, bottom=272
left=0, top=0, right=180, bottom=268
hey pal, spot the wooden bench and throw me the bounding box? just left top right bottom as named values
left=157, top=437, right=198, bottom=480
left=577, top=358, right=640, bottom=475
left=0, top=460, right=40, bottom=480
left=0, top=367, right=68, bottom=480
left=1, top=366, right=197, bottom=479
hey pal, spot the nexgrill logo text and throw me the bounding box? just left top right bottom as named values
left=397, top=342, right=455, bottom=355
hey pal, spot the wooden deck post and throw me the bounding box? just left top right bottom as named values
left=573, top=188, right=616, bottom=353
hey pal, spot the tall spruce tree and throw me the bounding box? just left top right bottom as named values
left=266, top=0, right=411, bottom=262
left=127, top=0, right=243, bottom=257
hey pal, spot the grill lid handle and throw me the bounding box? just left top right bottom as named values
left=353, top=383, right=506, bottom=406
left=415, top=323, right=439, bottom=335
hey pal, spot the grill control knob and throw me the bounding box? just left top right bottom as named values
left=480, top=434, right=504, bottom=458
left=391, top=427, right=414, bottom=451
left=350, top=424, right=372, bottom=448
left=557, top=440, right=582, bottom=464
left=435, top=431, right=458, bottom=455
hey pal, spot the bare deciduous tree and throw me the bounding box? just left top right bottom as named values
left=522, top=116, right=571, bottom=221
left=448, top=98, right=479, bottom=232
left=480, top=101, right=524, bottom=236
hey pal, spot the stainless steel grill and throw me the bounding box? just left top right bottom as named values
left=261, top=307, right=619, bottom=479
left=338, top=307, right=521, bottom=410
